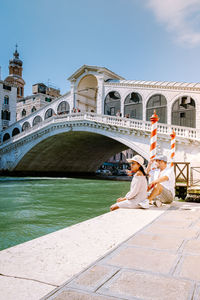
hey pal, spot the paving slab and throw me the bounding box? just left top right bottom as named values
left=182, top=240, right=200, bottom=254
left=98, top=270, right=194, bottom=300
left=178, top=255, right=200, bottom=281
left=151, top=217, right=194, bottom=228
left=51, top=289, right=119, bottom=300
left=127, top=233, right=184, bottom=251
left=67, top=265, right=119, bottom=292
left=142, top=224, right=198, bottom=239
left=0, top=275, right=54, bottom=300
left=105, top=246, right=177, bottom=274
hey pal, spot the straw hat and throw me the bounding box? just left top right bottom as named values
left=127, top=155, right=144, bottom=167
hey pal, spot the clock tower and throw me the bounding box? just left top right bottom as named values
left=5, top=45, right=25, bottom=99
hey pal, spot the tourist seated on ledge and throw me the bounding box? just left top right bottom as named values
left=138, top=155, right=175, bottom=209
left=110, top=155, right=147, bottom=211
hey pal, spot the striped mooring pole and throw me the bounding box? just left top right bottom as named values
left=150, top=110, right=159, bottom=159
left=170, top=129, right=176, bottom=167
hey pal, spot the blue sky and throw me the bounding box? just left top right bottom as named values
left=1, top=0, right=200, bottom=96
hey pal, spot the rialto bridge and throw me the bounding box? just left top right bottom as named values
left=0, top=65, right=200, bottom=174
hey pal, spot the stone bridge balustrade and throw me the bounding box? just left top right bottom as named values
left=0, top=113, right=200, bottom=174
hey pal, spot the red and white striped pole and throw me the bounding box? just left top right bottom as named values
left=170, top=129, right=176, bottom=167
left=150, top=110, right=159, bottom=159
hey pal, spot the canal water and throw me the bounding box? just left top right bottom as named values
left=0, top=177, right=130, bottom=251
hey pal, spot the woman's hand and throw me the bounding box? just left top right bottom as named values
left=117, top=197, right=126, bottom=203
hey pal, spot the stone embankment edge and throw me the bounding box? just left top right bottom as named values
left=0, top=208, right=168, bottom=300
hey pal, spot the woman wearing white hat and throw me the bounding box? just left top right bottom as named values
left=110, top=155, right=148, bottom=211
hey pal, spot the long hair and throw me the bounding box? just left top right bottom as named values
left=139, top=165, right=148, bottom=181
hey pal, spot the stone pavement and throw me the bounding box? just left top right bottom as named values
left=43, top=202, right=200, bottom=300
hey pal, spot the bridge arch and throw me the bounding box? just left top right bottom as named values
left=146, top=94, right=167, bottom=123
left=124, top=92, right=143, bottom=119
left=11, top=124, right=150, bottom=174
left=104, top=91, right=121, bottom=116
left=3, top=133, right=10, bottom=142
left=44, top=108, right=55, bottom=119
left=12, top=127, right=20, bottom=137
left=76, top=75, right=98, bottom=113
left=22, top=121, right=31, bottom=131
left=171, top=96, right=196, bottom=128
left=33, top=115, right=43, bottom=126
left=57, top=101, right=70, bottom=115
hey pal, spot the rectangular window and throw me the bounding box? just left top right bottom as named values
left=3, top=84, right=11, bottom=91
left=1, top=110, right=10, bottom=120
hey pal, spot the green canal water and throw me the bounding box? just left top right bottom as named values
left=0, top=177, right=130, bottom=251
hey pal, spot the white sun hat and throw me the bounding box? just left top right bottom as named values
left=127, top=155, right=144, bottom=167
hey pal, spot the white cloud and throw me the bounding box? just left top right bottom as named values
left=146, top=0, right=200, bottom=47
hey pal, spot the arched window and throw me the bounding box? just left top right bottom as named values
left=45, top=108, right=54, bottom=119
left=33, top=115, right=42, bottom=126
left=21, top=109, right=26, bottom=117
left=104, top=91, right=121, bottom=116
left=57, top=101, right=70, bottom=115
left=31, top=106, right=37, bottom=113
left=4, top=96, right=9, bottom=105
left=124, top=92, right=142, bottom=119
left=12, top=128, right=20, bottom=137
left=146, top=94, right=167, bottom=123
left=3, top=133, right=10, bottom=142
left=172, top=96, right=196, bottom=128
left=22, top=122, right=31, bottom=131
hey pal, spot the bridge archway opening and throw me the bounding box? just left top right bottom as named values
left=104, top=91, right=121, bottom=116
left=14, top=131, right=130, bottom=174
left=22, top=121, right=31, bottom=131
left=146, top=94, right=167, bottom=123
left=33, top=115, right=42, bottom=126
left=12, top=127, right=20, bottom=137
left=45, top=108, right=55, bottom=119
left=76, top=75, right=98, bottom=113
left=172, top=96, right=196, bottom=128
left=3, top=133, right=10, bottom=142
left=57, top=101, right=70, bottom=115
left=124, top=92, right=142, bottom=119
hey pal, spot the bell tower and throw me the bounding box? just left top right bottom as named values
left=5, top=45, right=26, bottom=99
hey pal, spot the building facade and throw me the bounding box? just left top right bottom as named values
left=0, top=80, right=17, bottom=132
left=16, top=83, right=60, bottom=121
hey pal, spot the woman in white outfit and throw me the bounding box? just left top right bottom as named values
left=110, top=155, right=147, bottom=211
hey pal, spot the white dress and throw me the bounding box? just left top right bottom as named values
left=117, top=174, right=147, bottom=209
